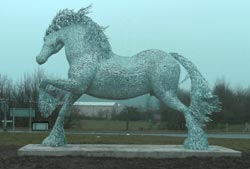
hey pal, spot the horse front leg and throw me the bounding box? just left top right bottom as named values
left=39, top=76, right=92, bottom=146
left=42, top=93, right=80, bottom=146
left=40, top=79, right=85, bottom=94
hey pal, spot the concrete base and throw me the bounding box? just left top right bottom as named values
left=18, top=144, right=241, bottom=158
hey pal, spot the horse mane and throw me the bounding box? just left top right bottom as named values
left=45, top=5, right=112, bottom=60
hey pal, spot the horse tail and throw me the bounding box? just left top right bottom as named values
left=170, top=53, right=221, bottom=126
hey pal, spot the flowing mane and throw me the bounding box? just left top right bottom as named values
left=46, top=5, right=93, bottom=36
left=45, top=6, right=112, bottom=60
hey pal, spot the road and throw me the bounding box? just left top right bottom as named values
left=65, top=131, right=250, bottom=139
left=2, top=130, right=250, bottom=139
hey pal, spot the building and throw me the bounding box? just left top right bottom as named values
left=72, top=102, right=125, bottom=119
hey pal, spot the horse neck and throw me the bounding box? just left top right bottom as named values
left=63, top=32, right=93, bottom=65
left=63, top=24, right=113, bottom=63
left=64, top=41, right=109, bottom=66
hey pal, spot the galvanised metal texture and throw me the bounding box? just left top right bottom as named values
left=36, top=6, right=221, bottom=150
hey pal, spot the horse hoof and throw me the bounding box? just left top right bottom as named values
left=184, top=137, right=208, bottom=150
left=42, top=135, right=67, bottom=147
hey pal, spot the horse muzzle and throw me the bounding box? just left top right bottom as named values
left=36, top=55, right=48, bottom=65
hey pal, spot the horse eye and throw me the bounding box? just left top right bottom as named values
left=50, top=43, right=56, bottom=48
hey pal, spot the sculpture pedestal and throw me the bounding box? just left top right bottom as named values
left=18, top=144, right=241, bottom=158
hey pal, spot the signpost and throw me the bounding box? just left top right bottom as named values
left=0, top=99, right=9, bottom=132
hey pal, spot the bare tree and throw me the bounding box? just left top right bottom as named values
left=11, top=68, right=46, bottom=107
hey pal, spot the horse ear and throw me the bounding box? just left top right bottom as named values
left=78, top=5, right=92, bottom=16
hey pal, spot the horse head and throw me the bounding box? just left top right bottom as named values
left=36, top=32, right=64, bottom=65
left=36, top=7, right=91, bottom=65
left=36, top=6, right=112, bottom=65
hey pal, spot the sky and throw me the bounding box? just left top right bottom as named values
left=0, top=0, right=250, bottom=89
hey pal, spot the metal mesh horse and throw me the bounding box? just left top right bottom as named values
left=36, top=6, right=221, bottom=149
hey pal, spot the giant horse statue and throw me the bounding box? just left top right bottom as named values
left=36, top=6, right=221, bottom=150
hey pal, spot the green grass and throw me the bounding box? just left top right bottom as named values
left=0, top=132, right=47, bottom=146
left=70, top=119, right=153, bottom=131
left=1, top=119, right=249, bottom=151
left=0, top=132, right=249, bottom=151
left=206, top=123, right=247, bottom=133
left=209, top=138, right=250, bottom=151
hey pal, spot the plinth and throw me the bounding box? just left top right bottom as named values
left=18, top=144, right=241, bottom=158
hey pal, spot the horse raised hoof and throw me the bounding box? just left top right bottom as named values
left=38, top=89, right=60, bottom=118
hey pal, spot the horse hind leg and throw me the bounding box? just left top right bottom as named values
left=154, top=90, right=209, bottom=150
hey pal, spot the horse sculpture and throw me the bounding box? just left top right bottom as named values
left=36, top=6, right=221, bottom=150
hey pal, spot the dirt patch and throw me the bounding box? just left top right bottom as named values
left=0, top=146, right=250, bottom=169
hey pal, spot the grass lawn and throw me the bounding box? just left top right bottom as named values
left=0, top=132, right=249, bottom=151
left=69, top=119, right=153, bottom=131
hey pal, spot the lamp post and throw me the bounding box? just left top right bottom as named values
left=0, top=99, right=9, bottom=132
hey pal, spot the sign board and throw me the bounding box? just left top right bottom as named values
left=32, top=122, right=49, bottom=131
left=10, top=108, right=35, bottom=117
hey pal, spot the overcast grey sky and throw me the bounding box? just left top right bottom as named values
left=0, top=0, right=249, bottom=88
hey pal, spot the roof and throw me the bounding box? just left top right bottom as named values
left=73, top=102, right=118, bottom=106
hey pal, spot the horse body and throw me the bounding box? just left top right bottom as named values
left=87, top=50, right=179, bottom=100
left=36, top=7, right=220, bottom=149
